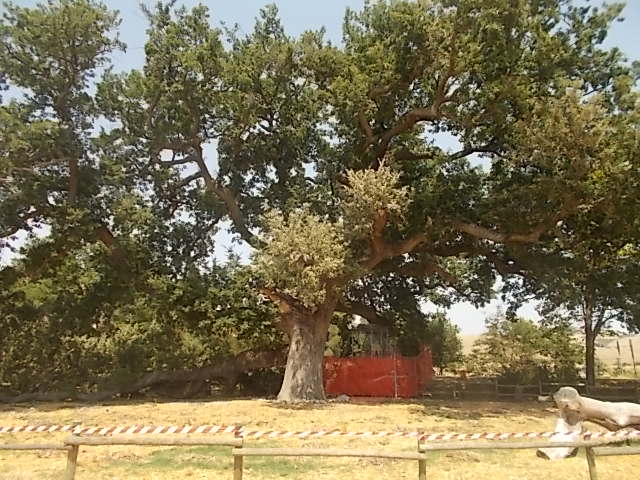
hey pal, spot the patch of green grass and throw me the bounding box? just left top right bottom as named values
left=109, top=446, right=231, bottom=472
left=426, top=448, right=503, bottom=464
left=243, top=455, right=325, bottom=477
left=106, top=445, right=323, bottom=477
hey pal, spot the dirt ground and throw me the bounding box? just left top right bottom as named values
left=0, top=397, right=638, bottom=479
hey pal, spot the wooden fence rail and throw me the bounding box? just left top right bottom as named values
left=0, top=443, right=70, bottom=451
left=0, top=442, right=76, bottom=480
left=64, top=434, right=243, bottom=447
left=231, top=447, right=427, bottom=480
left=62, top=435, right=242, bottom=480
left=2, top=433, right=640, bottom=480
left=585, top=444, right=640, bottom=480
left=417, top=437, right=640, bottom=480
left=233, top=447, right=424, bottom=459
left=229, top=436, right=640, bottom=480
left=593, top=446, right=640, bottom=457
left=417, top=436, right=635, bottom=451
left=429, top=377, right=640, bottom=402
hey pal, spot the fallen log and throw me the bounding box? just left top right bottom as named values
left=0, top=348, right=286, bottom=404
left=537, top=386, right=640, bottom=460
left=122, top=348, right=286, bottom=398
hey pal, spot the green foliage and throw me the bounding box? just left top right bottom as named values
left=254, top=208, right=348, bottom=308
left=1, top=0, right=638, bottom=399
left=466, top=314, right=584, bottom=384
left=0, top=0, right=122, bottom=102
left=325, top=310, right=462, bottom=367
left=422, top=312, right=464, bottom=373
left=0, top=243, right=282, bottom=393
left=596, top=356, right=609, bottom=377
left=341, top=164, right=411, bottom=240
left=0, top=0, right=125, bottom=242
left=501, top=168, right=640, bottom=385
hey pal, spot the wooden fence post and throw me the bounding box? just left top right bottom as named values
left=585, top=447, right=598, bottom=480
left=418, top=456, right=426, bottom=480
left=64, top=444, right=79, bottom=480
left=418, top=439, right=426, bottom=480
left=234, top=438, right=244, bottom=480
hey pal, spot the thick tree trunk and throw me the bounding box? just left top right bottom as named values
left=585, top=329, right=597, bottom=387
left=277, top=312, right=331, bottom=402
left=582, top=294, right=597, bottom=387
left=68, top=157, right=79, bottom=204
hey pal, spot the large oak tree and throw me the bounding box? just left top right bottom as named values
left=2, top=0, right=638, bottom=401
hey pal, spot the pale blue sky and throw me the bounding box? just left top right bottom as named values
left=2, top=0, right=638, bottom=333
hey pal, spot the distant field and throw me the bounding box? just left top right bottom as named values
left=462, top=334, right=640, bottom=368
left=1, top=398, right=639, bottom=479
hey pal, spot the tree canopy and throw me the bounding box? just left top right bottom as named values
left=1, top=0, right=638, bottom=401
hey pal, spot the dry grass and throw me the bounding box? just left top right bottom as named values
left=0, top=398, right=639, bottom=479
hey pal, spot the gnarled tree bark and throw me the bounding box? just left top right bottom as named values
left=264, top=287, right=337, bottom=402
left=277, top=313, right=332, bottom=402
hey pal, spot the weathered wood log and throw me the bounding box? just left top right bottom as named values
left=419, top=436, right=629, bottom=452
left=585, top=447, right=598, bottom=480
left=234, top=454, right=244, bottom=480
left=232, top=447, right=425, bottom=460
left=536, top=416, right=583, bottom=460
left=593, top=446, right=640, bottom=456
left=64, top=444, right=79, bottom=480
left=553, top=386, right=640, bottom=430
left=0, top=443, right=70, bottom=451
left=0, top=390, right=74, bottom=404
left=0, top=348, right=286, bottom=404
left=537, top=386, right=640, bottom=460
left=119, top=348, right=286, bottom=397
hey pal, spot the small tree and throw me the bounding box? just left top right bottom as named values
left=423, top=312, right=463, bottom=374
left=503, top=244, right=640, bottom=386
left=466, top=314, right=583, bottom=384
left=0, top=241, right=282, bottom=393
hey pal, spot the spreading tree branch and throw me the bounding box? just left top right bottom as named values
left=454, top=200, right=578, bottom=245
left=391, top=232, right=427, bottom=257
left=258, top=287, right=301, bottom=313
left=176, top=171, right=202, bottom=189
left=357, top=109, right=375, bottom=151
left=68, top=157, right=79, bottom=204
left=336, top=299, right=392, bottom=327
left=191, top=144, right=261, bottom=248
left=381, top=256, right=458, bottom=286
left=374, top=106, right=442, bottom=161
left=95, top=224, right=129, bottom=267
left=368, top=84, right=393, bottom=99
left=448, top=141, right=503, bottom=160
left=362, top=210, right=427, bottom=270
left=360, top=48, right=458, bottom=167
left=158, top=152, right=197, bottom=167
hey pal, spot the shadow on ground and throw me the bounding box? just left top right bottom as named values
left=409, top=399, right=554, bottom=421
